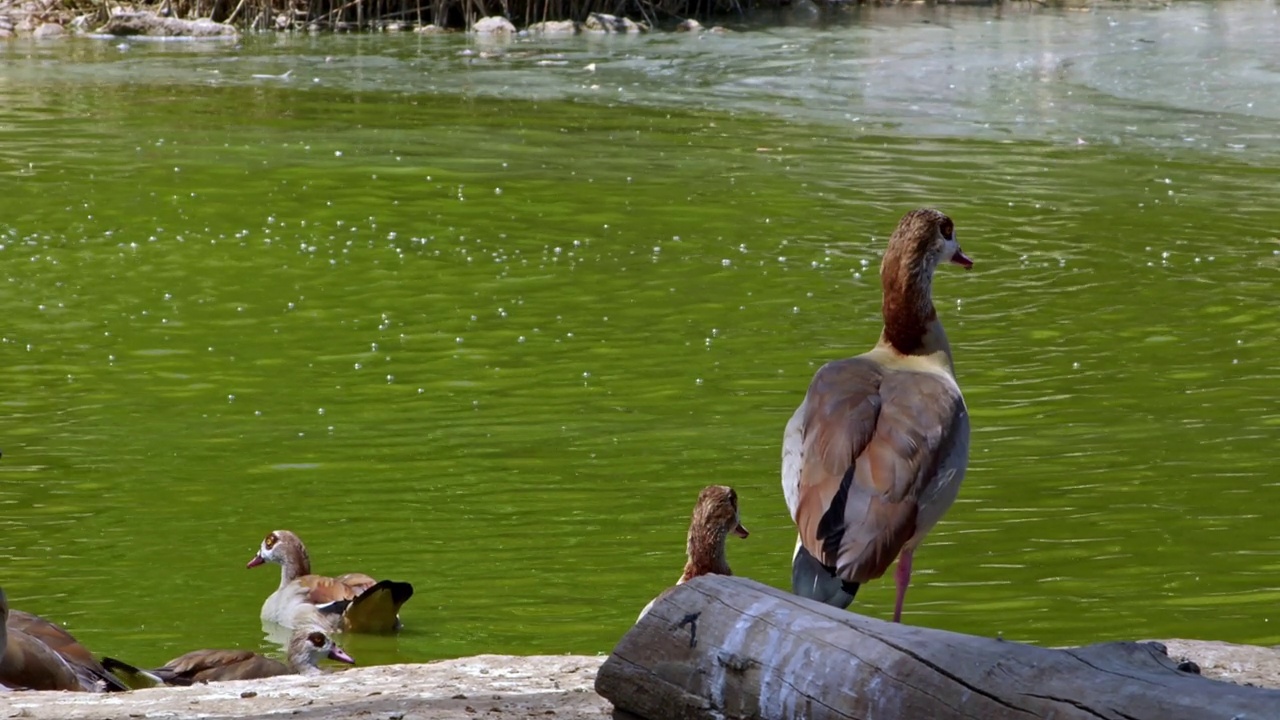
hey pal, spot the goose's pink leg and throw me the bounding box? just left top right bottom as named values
left=892, top=549, right=914, bottom=623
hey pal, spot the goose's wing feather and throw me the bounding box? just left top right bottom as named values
left=794, top=357, right=965, bottom=583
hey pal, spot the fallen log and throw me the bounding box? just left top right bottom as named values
left=595, top=575, right=1280, bottom=720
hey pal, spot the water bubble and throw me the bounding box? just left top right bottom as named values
left=228, top=394, right=236, bottom=402
left=518, top=336, right=526, bottom=343
left=354, top=362, right=362, bottom=370
left=255, top=410, right=262, bottom=416
left=696, top=378, right=703, bottom=385
left=722, top=259, right=731, bottom=267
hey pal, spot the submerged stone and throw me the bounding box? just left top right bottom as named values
left=582, top=12, right=646, bottom=33
left=527, top=19, right=577, bottom=35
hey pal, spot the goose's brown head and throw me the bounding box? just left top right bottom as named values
left=291, top=628, right=355, bottom=667
left=246, top=529, right=306, bottom=569
left=882, top=208, right=972, bottom=280
left=692, top=485, right=749, bottom=540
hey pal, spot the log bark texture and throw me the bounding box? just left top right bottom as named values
left=595, top=575, right=1280, bottom=720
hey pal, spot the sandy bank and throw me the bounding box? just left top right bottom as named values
left=0, top=654, right=611, bottom=720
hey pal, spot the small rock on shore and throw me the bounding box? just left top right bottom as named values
left=97, top=10, right=238, bottom=37
left=470, top=15, right=515, bottom=35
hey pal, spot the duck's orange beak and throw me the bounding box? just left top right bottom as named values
left=246, top=554, right=265, bottom=569
left=733, top=522, right=750, bottom=539
left=951, top=248, right=973, bottom=270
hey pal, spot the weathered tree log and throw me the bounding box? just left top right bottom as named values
left=596, top=575, right=1280, bottom=720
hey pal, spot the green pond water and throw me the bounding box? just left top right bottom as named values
left=2, top=0, right=1280, bottom=671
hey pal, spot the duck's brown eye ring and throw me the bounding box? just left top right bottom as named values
left=939, top=218, right=954, bottom=241
left=265, top=533, right=277, bottom=548
left=308, top=632, right=326, bottom=646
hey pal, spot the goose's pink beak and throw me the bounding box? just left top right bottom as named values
left=733, top=522, right=750, bottom=539
left=951, top=248, right=973, bottom=270
left=329, top=646, right=355, bottom=664
left=246, top=555, right=265, bottom=569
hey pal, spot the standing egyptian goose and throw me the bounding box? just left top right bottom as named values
left=0, top=588, right=126, bottom=692
left=782, top=208, right=972, bottom=623
left=637, top=485, right=750, bottom=621
left=102, top=626, right=353, bottom=688
left=248, top=530, right=414, bottom=633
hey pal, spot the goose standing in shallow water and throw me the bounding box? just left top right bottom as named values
left=782, top=208, right=972, bottom=622
left=637, top=485, right=749, bottom=621
left=102, top=627, right=353, bottom=688
left=247, top=530, right=414, bottom=633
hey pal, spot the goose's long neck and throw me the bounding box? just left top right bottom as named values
left=277, top=544, right=311, bottom=589
left=286, top=644, right=322, bottom=675
left=879, top=251, right=953, bottom=364
left=678, top=524, right=730, bottom=584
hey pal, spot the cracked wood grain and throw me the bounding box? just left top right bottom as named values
left=596, top=576, right=1280, bottom=720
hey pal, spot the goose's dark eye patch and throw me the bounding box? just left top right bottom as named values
left=940, top=218, right=954, bottom=240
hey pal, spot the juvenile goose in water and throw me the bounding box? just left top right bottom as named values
left=102, top=627, right=353, bottom=688
left=248, top=530, right=414, bottom=633
left=782, top=208, right=972, bottom=622
left=637, top=485, right=749, bottom=621
left=0, top=588, right=126, bottom=692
